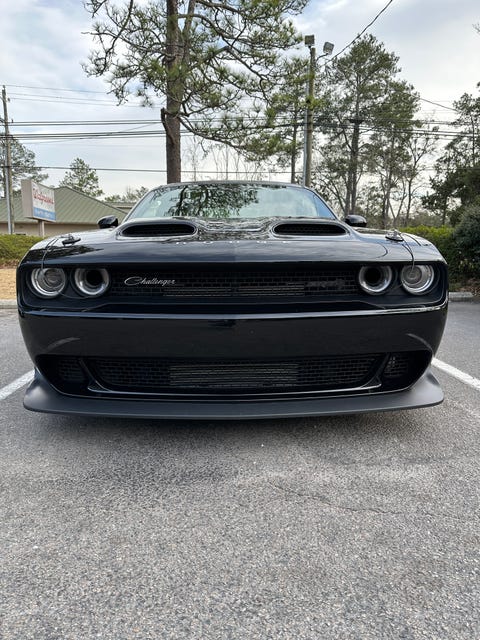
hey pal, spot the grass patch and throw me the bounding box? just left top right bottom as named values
left=0, top=234, right=42, bottom=266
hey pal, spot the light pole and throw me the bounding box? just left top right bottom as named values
left=2, top=86, right=14, bottom=234
left=303, top=39, right=334, bottom=188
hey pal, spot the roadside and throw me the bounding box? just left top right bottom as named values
left=0, top=268, right=16, bottom=299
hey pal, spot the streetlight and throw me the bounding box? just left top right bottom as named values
left=322, top=41, right=334, bottom=56
left=302, top=38, right=334, bottom=188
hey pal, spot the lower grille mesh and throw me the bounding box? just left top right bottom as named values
left=383, top=353, right=410, bottom=378
left=89, top=355, right=380, bottom=394
left=41, top=351, right=428, bottom=397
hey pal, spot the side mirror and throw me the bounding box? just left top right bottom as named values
left=98, top=215, right=119, bottom=229
left=345, top=214, right=367, bottom=228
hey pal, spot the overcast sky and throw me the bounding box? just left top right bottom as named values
left=1, top=0, right=479, bottom=197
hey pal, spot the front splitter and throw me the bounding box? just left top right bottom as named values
left=23, top=368, right=444, bottom=420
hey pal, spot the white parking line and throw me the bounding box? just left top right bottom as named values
left=432, top=358, right=480, bottom=392
left=0, top=370, right=34, bottom=401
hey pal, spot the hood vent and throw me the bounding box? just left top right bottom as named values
left=273, top=222, right=347, bottom=237
left=119, top=221, right=197, bottom=238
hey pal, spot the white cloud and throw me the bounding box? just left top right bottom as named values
left=300, top=0, right=479, bottom=104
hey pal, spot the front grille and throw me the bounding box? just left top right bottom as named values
left=110, top=268, right=360, bottom=298
left=57, top=357, right=86, bottom=383
left=53, top=354, right=380, bottom=396
left=383, top=353, right=410, bottom=379
left=39, top=351, right=430, bottom=398
left=91, top=355, right=380, bottom=392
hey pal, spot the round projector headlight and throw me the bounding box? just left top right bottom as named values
left=358, top=265, right=393, bottom=295
left=30, top=268, right=66, bottom=298
left=400, top=265, right=435, bottom=295
left=74, top=268, right=110, bottom=297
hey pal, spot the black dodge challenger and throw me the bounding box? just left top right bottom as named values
left=17, top=181, right=448, bottom=419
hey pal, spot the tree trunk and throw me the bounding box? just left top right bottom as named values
left=164, top=0, right=182, bottom=183
left=345, top=117, right=362, bottom=214
left=382, top=126, right=396, bottom=228
left=164, top=110, right=181, bottom=183
left=404, top=177, right=413, bottom=225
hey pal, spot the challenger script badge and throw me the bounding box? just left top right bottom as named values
left=124, top=277, right=176, bottom=286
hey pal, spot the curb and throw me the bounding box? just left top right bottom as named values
left=0, top=300, right=17, bottom=309
left=449, top=292, right=474, bottom=301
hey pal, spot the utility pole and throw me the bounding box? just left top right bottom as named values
left=2, top=86, right=14, bottom=234
left=382, top=123, right=396, bottom=228
left=302, top=39, right=334, bottom=188
left=290, top=115, right=299, bottom=183
left=303, top=36, right=316, bottom=188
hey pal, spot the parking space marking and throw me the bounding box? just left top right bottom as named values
left=433, top=358, right=480, bottom=392
left=0, top=370, right=34, bottom=401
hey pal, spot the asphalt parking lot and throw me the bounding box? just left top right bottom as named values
left=1, top=302, right=479, bottom=639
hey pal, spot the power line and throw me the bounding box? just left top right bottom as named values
left=10, top=119, right=163, bottom=127
left=9, top=121, right=474, bottom=144
left=8, top=115, right=464, bottom=128
left=9, top=95, right=146, bottom=108
left=324, top=0, right=396, bottom=63
left=5, top=83, right=108, bottom=94
left=418, top=97, right=458, bottom=112
left=12, top=164, right=167, bottom=173
left=7, top=163, right=291, bottom=176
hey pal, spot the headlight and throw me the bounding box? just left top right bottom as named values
left=358, top=265, right=393, bottom=295
left=400, top=265, right=435, bottom=295
left=30, top=268, right=66, bottom=298
left=74, top=268, right=110, bottom=297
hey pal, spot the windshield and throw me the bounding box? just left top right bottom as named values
left=127, top=183, right=336, bottom=221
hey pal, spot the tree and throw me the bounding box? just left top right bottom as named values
left=0, top=136, right=48, bottom=196
left=363, top=81, right=420, bottom=226
left=104, top=186, right=149, bottom=202
left=453, top=201, right=480, bottom=275
left=424, top=90, right=480, bottom=224
left=319, top=35, right=407, bottom=214
left=313, top=36, right=422, bottom=224
left=59, top=158, right=104, bottom=197
left=83, top=0, right=307, bottom=182
left=236, top=56, right=310, bottom=182
left=393, top=129, right=437, bottom=225
left=313, top=136, right=350, bottom=214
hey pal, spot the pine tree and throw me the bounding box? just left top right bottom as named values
left=83, top=0, right=308, bottom=182
left=59, top=158, right=103, bottom=197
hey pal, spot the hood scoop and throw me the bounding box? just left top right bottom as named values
left=273, top=221, right=347, bottom=237
left=119, top=220, right=197, bottom=238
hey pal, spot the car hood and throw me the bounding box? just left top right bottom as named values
left=22, top=218, right=444, bottom=266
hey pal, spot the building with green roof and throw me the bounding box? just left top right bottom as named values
left=0, top=187, right=126, bottom=237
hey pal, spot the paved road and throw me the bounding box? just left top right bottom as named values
left=0, top=304, right=479, bottom=639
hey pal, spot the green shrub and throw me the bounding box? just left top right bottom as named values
left=401, top=225, right=463, bottom=277
left=453, top=204, right=480, bottom=278
left=0, top=234, right=42, bottom=264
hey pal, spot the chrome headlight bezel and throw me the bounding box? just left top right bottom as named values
left=400, top=265, right=435, bottom=295
left=29, top=267, right=67, bottom=298
left=73, top=268, right=110, bottom=297
left=358, top=265, right=393, bottom=295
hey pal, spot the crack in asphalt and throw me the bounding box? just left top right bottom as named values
left=266, top=479, right=479, bottom=522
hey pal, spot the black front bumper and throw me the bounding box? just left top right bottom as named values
left=19, top=303, right=447, bottom=418
left=24, top=367, right=443, bottom=419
